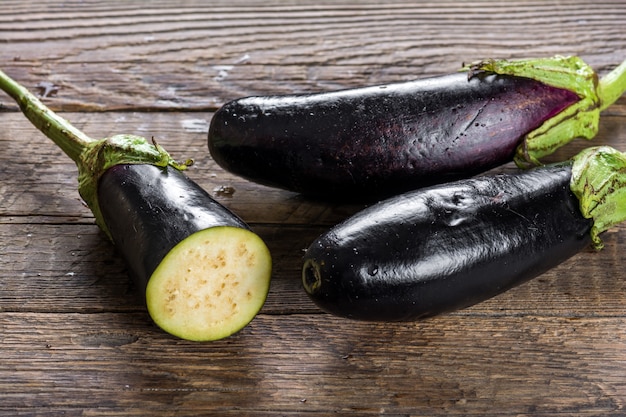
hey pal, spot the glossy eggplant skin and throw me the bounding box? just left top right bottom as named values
left=209, top=72, right=579, bottom=199
left=98, top=163, right=248, bottom=292
left=302, top=163, right=593, bottom=321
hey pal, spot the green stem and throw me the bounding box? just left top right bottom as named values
left=598, top=59, right=626, bottom=111
left=0, top=69, right=93, bottom=162
left=0, top=69, right=190, bottom=238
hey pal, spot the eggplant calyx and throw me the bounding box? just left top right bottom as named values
left=466, top=56, right=626, bottom=168
left=0, top=69, right=191, bottom=239
left=570, top=146, right=626, bottom=250
left=79, top=135, right=191, bottom=238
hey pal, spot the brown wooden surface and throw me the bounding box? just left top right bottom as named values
left=2, top=1, right=626, bottom=415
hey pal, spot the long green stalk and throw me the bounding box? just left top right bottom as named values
left=598, top=58, right=626, bottom=111
left=0, top=69, right=189, bottom=236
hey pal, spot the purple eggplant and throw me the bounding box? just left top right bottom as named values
left=209, top=56, right=626, bottom=200
left=0, top=69, right=272, bottom=341
left=302, top=146, right=626, bottom=321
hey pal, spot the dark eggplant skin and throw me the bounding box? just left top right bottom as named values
left=302, top=163, right=593, bottom=321
left=97, top=163, right=249, bottom=292
left=209, top=72, right=578, bottom=199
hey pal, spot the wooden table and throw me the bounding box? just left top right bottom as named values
left=2, top=1, right=626, bottom=415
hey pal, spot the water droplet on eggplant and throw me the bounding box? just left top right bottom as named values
left=367, top=265, right=379, bottom=276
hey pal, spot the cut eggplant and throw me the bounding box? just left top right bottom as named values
left=0, top=69, right=272, bottom=341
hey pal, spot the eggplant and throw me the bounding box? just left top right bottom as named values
left=209, top=56, right=626, bottom=200
left=0, top=69, right=272, bottom=341
left=302, top=146, right=626, bottom=321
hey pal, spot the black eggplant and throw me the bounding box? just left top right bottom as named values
left=0, top=69, right=272, bottom=341
left=302, top=146, right=626, bottom=321
left=209, top=56, right=626, bottom=200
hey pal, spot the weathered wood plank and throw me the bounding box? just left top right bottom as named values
left=1, top=0, right=624, bottom=110
left=1, top=313, right=626, bottom=415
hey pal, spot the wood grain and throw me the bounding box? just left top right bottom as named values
left=1, top=313, right=626, bottom=415
left=2, top=1, right=626, bottom=415
left=1, top=0, right=625, bottom=110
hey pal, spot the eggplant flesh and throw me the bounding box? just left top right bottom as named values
left=209, top=72, right=578, bottom=199
left=98, top=164, right=272, bottom=341
left=302, top=163, right=592, bottom=321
